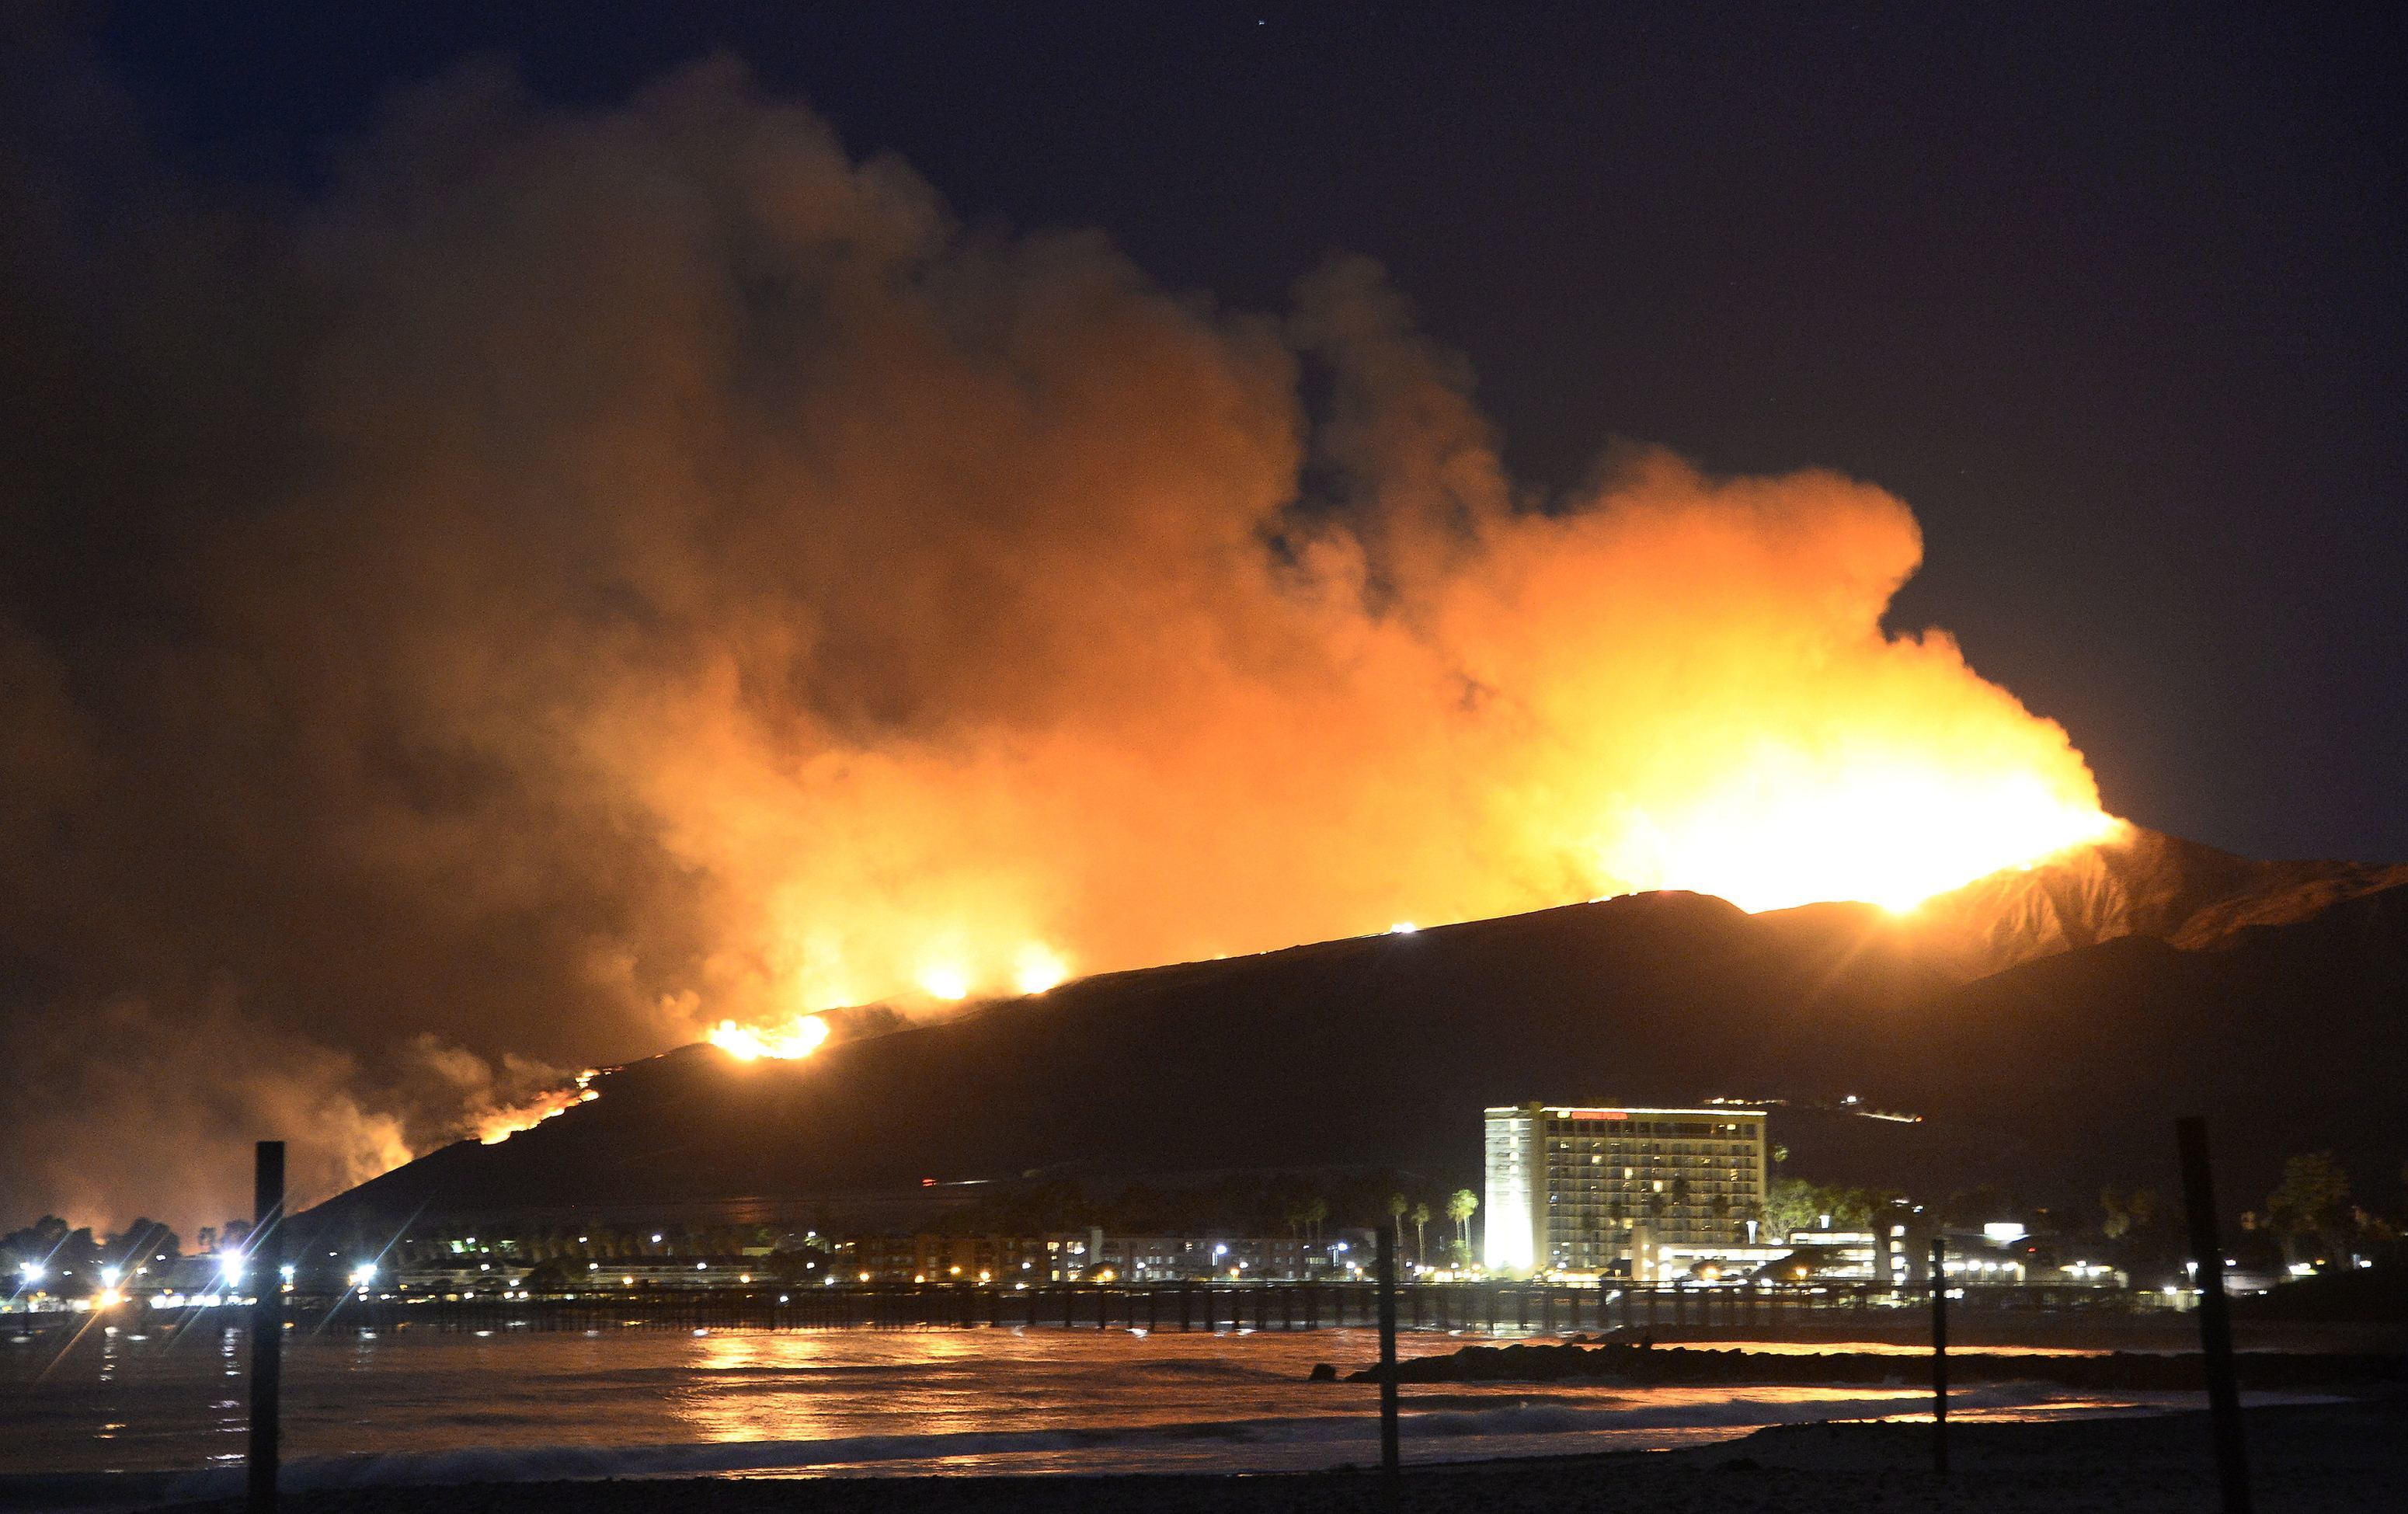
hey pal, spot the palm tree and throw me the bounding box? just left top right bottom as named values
left=2268, top=1151, right=2354, bottom=1265
left=1447, top=1189, right=1478, bottom=1255
left=1410, top=1202, right=1431, bottom=1266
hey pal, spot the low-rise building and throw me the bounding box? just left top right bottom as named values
left=1087, top=1234, right=1331, bottom=1282
left=853, top=1232, right=1350, bottom=1283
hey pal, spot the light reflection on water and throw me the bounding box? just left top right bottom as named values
left=1, top=1323, right=2218, bottom=1484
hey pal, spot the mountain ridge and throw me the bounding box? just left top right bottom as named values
left=302, top=829, right=2408, bottom=1237
left=1892, top=824, right=2408, bottom=976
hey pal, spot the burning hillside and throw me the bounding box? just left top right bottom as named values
left=6, top=54, right=2128, bottom=1226
left=310, top=838, right=2408, bottom=1234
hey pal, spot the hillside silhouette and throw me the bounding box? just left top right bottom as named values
left=307, top=830, right=2408, bottom=1236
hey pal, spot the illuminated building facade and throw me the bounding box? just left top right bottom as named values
left=1484, top=1104, right=1769, bottom=1276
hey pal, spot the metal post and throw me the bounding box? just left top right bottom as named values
left=2177, top=1116, right=2253, bottom=1514
left=1930, top=1237, right=1947, bottom=1478
left=1377, top=1220, right=1401, bottom=1480
left=248, top=1141, right=284, bottom=1514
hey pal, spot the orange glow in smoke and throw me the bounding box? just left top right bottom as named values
left=473, top=1082, right=598, bottom=1144
left=649, top=460, right=2124, bottom=1055
left=1011, top=945, right=1071, bottom=996
left=917, top=965, right=972, bottom=1002
left=1601, top=754, right=2123, bottom=914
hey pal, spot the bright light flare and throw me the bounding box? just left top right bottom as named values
left=1012, top=945, right=1071, bottom=995
left=1604, top=757, right=2121, bottom=914
left=707, top=1014, right=830, bottom=1061
left=918, top=964, right=971, bottom=1001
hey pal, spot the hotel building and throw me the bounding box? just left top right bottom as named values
left=1484, top=1103, right=1769, bottom=1278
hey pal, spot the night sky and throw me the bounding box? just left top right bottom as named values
left=81, top=1, right=2408, bottom=863
left=6, top=2, right=2408, bottom=1230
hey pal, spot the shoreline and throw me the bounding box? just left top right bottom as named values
left=5, top=1394, right=2378, bottom=1514
left=1335, top=1336, right=2407, bottom=1390
left=14, top=1312, right=2403, bottom=1355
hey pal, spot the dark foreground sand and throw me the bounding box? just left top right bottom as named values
left=155, top=1396, right=2405, bottom=1514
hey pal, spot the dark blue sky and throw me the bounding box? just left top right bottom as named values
left=80, top=2, right=2408, bottom=860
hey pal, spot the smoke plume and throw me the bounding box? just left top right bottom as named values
left=0, top=43, right=2108, bottom=1228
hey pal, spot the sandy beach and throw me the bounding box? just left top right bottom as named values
left=136, top=1396, right=2402, bottom=1514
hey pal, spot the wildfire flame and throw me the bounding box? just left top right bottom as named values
left=472, top=1079, right=601, bottom=1144
left=1012, top=945, right=1071, bottom=996
left=707, top=1015, right=830, bottom=1062
left=1611, top=760, right=2124, bottom=914
left=917, top=965, right=971, bottom=1002
left=648, top=451, right=2126, bottom=1065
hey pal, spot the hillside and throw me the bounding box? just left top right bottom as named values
left=303, top=829, right=2408, bottom=1239
left=1903, top=825, right=2408, bottom=974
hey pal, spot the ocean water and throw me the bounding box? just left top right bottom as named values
left=0, top=1319, right=2235, bottom=1501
